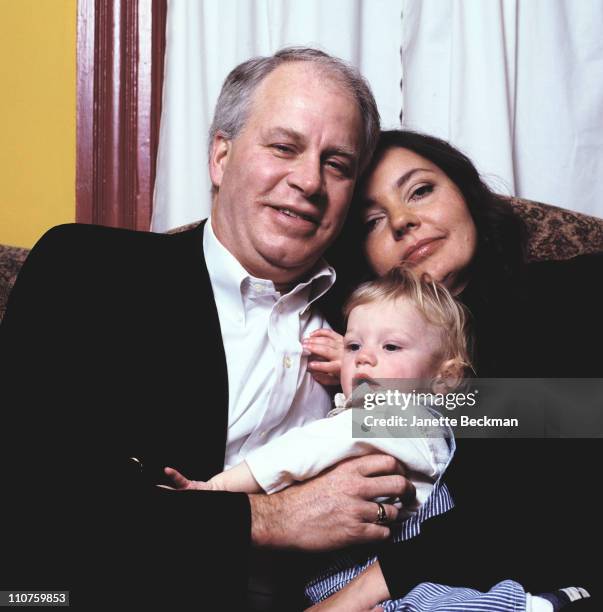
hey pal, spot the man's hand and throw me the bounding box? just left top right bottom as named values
left=303, top=328, right=343, bottom=386
left=248, top=454, right=415, bottom=551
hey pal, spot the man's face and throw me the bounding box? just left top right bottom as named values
left=210, top=62, right=363, bottom=286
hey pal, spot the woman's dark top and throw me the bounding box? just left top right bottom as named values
left=378, top=253, right=603, bottom=607
left=462, top=252, right=603, bottom=377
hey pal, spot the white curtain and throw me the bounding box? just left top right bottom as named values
left=152, top=0, right=404, bottom=232
left=153, top=0, right=603, bottom=232
left=401, top=0, right=603, bottom=217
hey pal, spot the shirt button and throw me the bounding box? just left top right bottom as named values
left=283, top=355, right=292, bottom=368
left=128, top=456, right=144, bottom=471
left=259, top=431, right=266, bottom=438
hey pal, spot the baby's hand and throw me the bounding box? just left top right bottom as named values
left=160, top=466, right=215, bottom=491
left=302, top=329, right=344, bottom=387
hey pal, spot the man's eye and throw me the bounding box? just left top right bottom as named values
left=345, top=342, right=361, bottom=352
left=326, top=160, right=351, bottom=177
left=410, top=184, right=433, bottom=200
left=384, top=344, right=401, bottom=352
left=272, top=144, right=295, bottom=154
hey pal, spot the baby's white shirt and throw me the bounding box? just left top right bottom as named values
left=245, top=394, right=452, bottom=515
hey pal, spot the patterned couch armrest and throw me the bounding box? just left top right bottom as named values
left=0, top=244, right=30, bottom=324
left=509, top=197, right=603, bottom=262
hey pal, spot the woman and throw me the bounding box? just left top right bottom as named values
left=311, top=130, right=602, bottom=609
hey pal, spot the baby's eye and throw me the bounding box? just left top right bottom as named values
left=345, top=342, right=361, bottom=352
left=410, top=184, right=433, bottom=200
left=384, top=344, right=401, bottom=352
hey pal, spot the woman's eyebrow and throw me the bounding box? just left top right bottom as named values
left=395, top=168, right=435, bottom=188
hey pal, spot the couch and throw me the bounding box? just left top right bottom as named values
left=2, top=198, right=603, bottom=323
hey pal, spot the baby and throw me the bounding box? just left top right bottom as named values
left=163, top=268, right=588, bottom=611
left=166, top=268, right=467, bottom=507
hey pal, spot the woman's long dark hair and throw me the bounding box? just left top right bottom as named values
left=326, top=130, right=526, bottom=309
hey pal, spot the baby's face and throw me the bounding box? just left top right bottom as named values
left=341, top=297, right=444, bottom=397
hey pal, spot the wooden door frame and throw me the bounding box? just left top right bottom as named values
left=76, top=0, right=167, bottom=231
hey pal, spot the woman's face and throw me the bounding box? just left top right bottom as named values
left=361, top=147, right=478, bottom=294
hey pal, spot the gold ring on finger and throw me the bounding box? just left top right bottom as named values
left=374, top=502, right=387, bottom=524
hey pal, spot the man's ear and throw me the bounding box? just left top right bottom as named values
left=431, top=358, right=466, bottom=394
left=208, top=133, right=231, bottom=190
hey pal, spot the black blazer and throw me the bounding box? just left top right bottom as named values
left=0, top=221, right=252, bottom=609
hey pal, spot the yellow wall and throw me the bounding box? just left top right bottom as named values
left=0, top=0, right=76, bottom=248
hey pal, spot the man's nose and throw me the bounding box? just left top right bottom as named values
left=287, top=155, right=324, bottom=199
left=391, top=207, right=420, bottom=239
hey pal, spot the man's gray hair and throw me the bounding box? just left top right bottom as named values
left=208, top=46, right=380, bottom=173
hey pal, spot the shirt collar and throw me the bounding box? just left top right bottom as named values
left=203, top=216, right=336, bottom=315
left=295, top=261, right=337, bottom=315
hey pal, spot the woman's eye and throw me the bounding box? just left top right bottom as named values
left=410, top=184, right=433, bottom=200
left=384, top=344, right=401, bottom=352
left=345, top=342, right=361, bottom=352
left=364, top=217, right=383, bottom=233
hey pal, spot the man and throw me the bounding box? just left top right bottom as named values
left=0, top=48, right=411, bottom=610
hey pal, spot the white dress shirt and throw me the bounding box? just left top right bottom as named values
left=203, top=218, right=336, bottom=469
